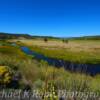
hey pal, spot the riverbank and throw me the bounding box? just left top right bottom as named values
left=12, top=39, right=100, bottom=64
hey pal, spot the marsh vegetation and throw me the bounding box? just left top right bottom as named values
left=12, top=39, right=100, bottom=64
left=0, top=39, right=100, bottom=99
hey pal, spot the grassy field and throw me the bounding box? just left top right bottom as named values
left=0, top=44, right=100, bottom=92
left=0, top=40, right=100, bottom=99
left=11, top=39, right=100, bottom=64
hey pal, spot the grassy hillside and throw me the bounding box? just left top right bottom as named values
left=1, top=32, right=100, bottom=40
left=68, top=35, right=100, bottom=40
left=0, top=32, right=32, bottom=39
left=0, top=32, right=60, bottom=40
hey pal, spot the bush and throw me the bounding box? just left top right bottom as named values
left=0, top=66, right=12, bottom=85
left=44, top=38, right=48, bottom=42
left=62, top=39, right=68, bottom=44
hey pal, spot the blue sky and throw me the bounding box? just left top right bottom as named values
left=0, top=0, right=100, bottom=37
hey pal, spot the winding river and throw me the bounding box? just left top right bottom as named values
left=20, top=46, right=100, bottom=76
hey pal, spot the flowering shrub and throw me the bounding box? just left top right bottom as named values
left=0, top=66, right=12, bottom=85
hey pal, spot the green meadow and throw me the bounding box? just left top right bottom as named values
left=13, top=39, right=100, bottom=64
left=0, top=39, right=100, bottom=99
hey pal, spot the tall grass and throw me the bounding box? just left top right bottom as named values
left=0, top=45, right=100, bottom=98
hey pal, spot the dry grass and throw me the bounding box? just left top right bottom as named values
left=9, top=39, right=100, bottom=64
left=10, top=39, right=100, bottom=52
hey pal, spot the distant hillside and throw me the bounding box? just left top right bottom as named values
left=0, top=32, right=32, bottom=39
left=0, top=32, right=100, bottom=40
left=67, top=35, right=100, bottom=40
left=0, top=32, right=60, bottom=39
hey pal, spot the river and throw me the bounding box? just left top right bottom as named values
left=20, top=46, right=100, bottom=76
